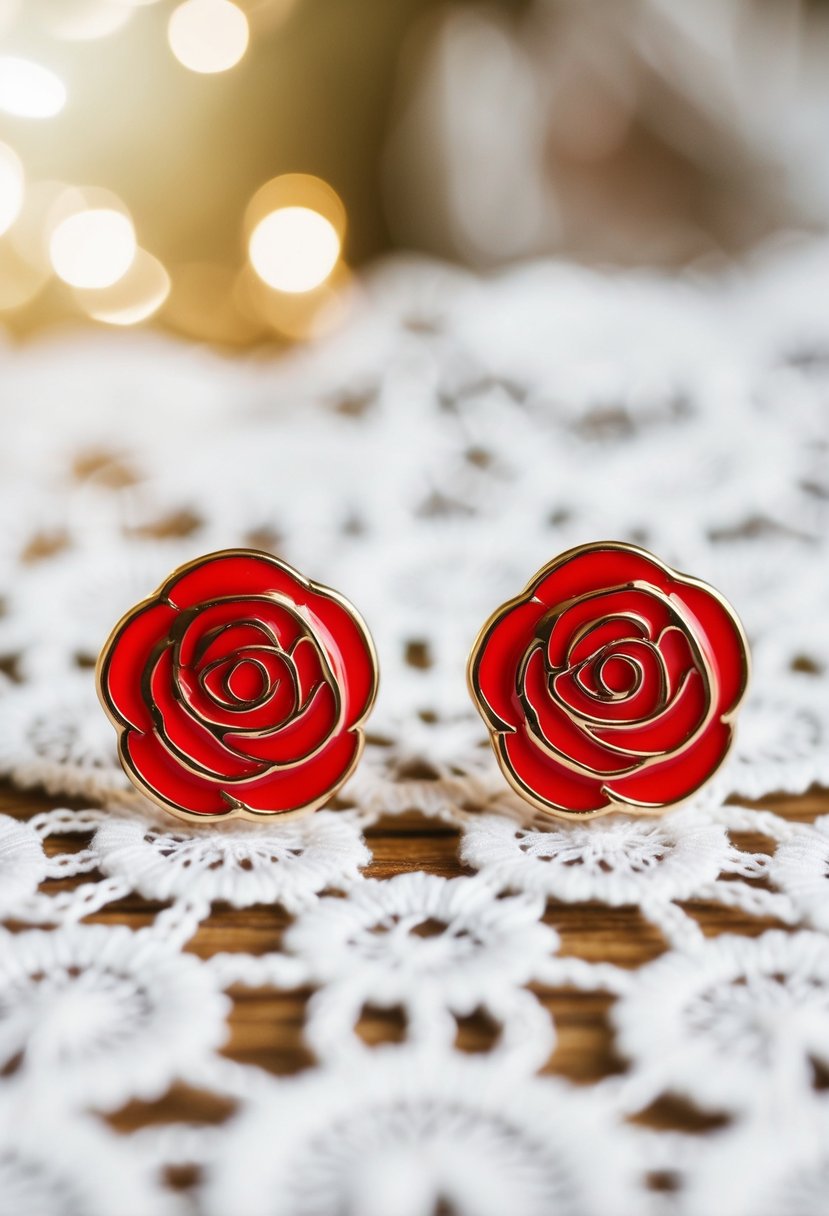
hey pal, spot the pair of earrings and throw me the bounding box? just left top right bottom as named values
left=97, top=544, right=750, bottom=826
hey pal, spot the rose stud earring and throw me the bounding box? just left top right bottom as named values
left=468, top=541, right=749, bottom=821
left=97, top=549, right=379, bottom=822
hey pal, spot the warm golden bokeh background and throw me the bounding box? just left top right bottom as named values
left=2, top=0, right=828, bottom=344
left=0, top=0, right=444, bottom=342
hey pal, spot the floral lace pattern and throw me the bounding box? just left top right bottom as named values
left=0, top=246, right=827, bottom=1213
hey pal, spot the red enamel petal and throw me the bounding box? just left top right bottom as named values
left=547, top=588, right=672, bottom=670
left=202, top=651, right=285, bottom=707
left=473, top=599, right=547, bottom=729
left=553, top=640, right=665, bottom=724
left=177, top=599, right=304, bottom=668
left=224, top=730, right=361, bottom=813
left=302, top=592, right=376, bottom=726
left=534, top=546, right=672, bottom=609
left=224, top=681, right=337, bottom=765
left=606, top=721, right=731, bottom=807
left=601, top=655, right=635, bottom=694
left=167, top=553, right=306, bottom=611
left=123, top=731, right=231, bottom=816
left=656, top=626, right=696, bottom=696
left=672, top=584, right=748, bottom=715
left=198, top=651, right=289, bottom=710
left=101, top=601, right=178, bottom=732
left=291, top=635, right=327, bottom=703
left=568, top=615, right=649, bottom=666
left=227, top=659, right=267, bottom=702
left=178, top=655, right=297, bottom=732
left=522, top=647, right=634, bottom=776
left=576, top=663, right=600, bottom=696
left=589, top=668, right=708, bottom=756
left=231, top=646, right=295, bottom=697
left=150, top=648, right=264, bottom=779
left=200, top=657, right=238, bottom=705
left=502, top=727, right=608, bottom=814
left=191, top=620, right=279, bottom=669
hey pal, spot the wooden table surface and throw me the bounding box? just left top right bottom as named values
left=3, top=782, right=825, bottom=1144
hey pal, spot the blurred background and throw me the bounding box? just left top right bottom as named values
left=1, top=0, right=828, bottom=345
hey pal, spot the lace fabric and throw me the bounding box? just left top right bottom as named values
left=0, top=244, right=827, bottom=1213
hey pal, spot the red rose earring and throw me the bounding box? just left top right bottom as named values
left=97, top=549, right=379, bottom=822
left=468, top=541, right=749, bottom=821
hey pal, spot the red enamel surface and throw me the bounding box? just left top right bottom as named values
left=471, top=543, right=749, bottom=817
left=600, top=655, right=635, bottom=694
left=226, top=659, right=268, bottom=703
left=103, top=601, right=177, bottom=732
left=522, top=647, right=635, bottom=776
left=553, top=639, right=664, bottom=724
left=149, top=647, right=263, bottom=781
left=224, top=682, right=338, bottom=764
left=99, top=551, right=377, bottom=818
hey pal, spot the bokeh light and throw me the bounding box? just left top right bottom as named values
left=0, top=55, right=66, bottom=117
left=239, top=261, right=354, bottom=340
left=246, top=174, right=346, bottom=240
left=9, top=180, right=82, bottom=272
left=249, top=207, right=340, bottom=293
left=166, top=261, right=263, bottom=344
left=73, top=247, right=170, bottom=324
left=34, top=0, right=133, bottom=42
left=0, top=1, right=20, bottom=39
left=0, top=143, right=24, bottom=235
left=49, top=206, right=137, bottom=289
left=0, top=238, right=49, bottom=311
left=167, top=0, right=249, bottom=74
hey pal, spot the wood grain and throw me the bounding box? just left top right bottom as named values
left=2, top=782, right=825, bottom=1136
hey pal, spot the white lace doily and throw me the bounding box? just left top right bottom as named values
left=0, top=242, right=827, bottom=1214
